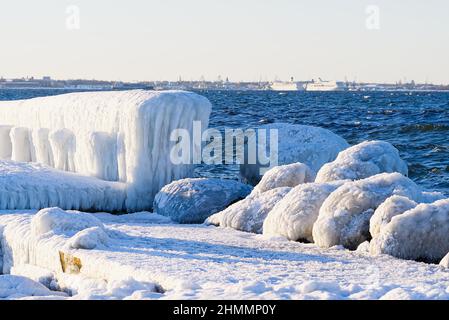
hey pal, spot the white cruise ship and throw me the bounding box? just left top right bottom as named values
left=305, top=78, right=343, bottom=91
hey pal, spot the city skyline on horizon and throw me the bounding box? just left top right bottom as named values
left=1, top=0, right=448, bottom=84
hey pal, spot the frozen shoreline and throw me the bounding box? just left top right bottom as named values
left=2, top=210, right=449, bottom=300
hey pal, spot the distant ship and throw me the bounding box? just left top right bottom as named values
left=270, top=77, right=305, bottom=91
left=305, top=78, right=344, bottom=91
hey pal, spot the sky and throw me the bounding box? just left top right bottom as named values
left=0, top=0, right=448, bottom=83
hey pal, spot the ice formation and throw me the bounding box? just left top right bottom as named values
left=315, top=141, right=408, bottom=183
left=370, top=199, right=449, bottom=263
left=67, top=226, right=110, bottom=250
left=250, top=162, right=315, bottom=196
left=154, top=178, right=252, bottom=223
left=239, top=123, right=349, bottom=185
left=440, top=253, right=449, bottom=268
left=0, top=160, right=126, bottom=212
left=31, top=207, right=105, bottom=238
left=0, top=90, right=212, bottom=210
left=263, top=181, right=346, bottom=242
left=0, top=275, right=66, bottom=299
left=312, top=173, right=422, bottom=250
left=369, top=195, right=417, bottom=238
left=206, top=187, right=292, bottom=233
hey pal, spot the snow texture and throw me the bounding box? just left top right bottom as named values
left=263, top=181, right=346, bottom=242
left=239, top=123, right=349, bottom=185
left=31, top=207, right=105, bottom=238
left=0, top=275, right=66, bottom=300
left=370, top=199, right=449, bottom=263
left=0, top=90, right=212, bottom=211
left=154, top=178, right=252, bottom=224
left=206, top=187, right=292, bottom=233
left=313, top=173, right=423, bottom=250
left=315, top=141, right=408, bottom=183
left=67, top=227, right=110, bottom=250
left=0, top=160, right=126, bottom=212
left=250, top=162, right=315, bottom=196
left=369, top=195, right=417, bottom=238
left=4, top=210, right=449, bottom=300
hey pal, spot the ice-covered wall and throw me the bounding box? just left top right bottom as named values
left=0, top=90, right=212, bottom=211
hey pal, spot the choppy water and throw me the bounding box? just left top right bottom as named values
left=1, top=88, right=449, bottom=194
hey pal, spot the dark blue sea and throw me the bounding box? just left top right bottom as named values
left=1, top=88, right=449, bottom=195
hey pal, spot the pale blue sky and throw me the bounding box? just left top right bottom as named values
left=0, top=0, right=448, bottom=83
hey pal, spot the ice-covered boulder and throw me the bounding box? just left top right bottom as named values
left=239, top=123, right=349, bottom=185
left=31, top=207, right=105, bottom=238
left=67, top=226, right=110, bottom=250
left=250, top=162, right=315, bottom=196
left=154, top=178, right=252, bottom=224
left=315, top=141, right=408, bottom=183
left=0, top=275, right=66, bottom=299
left=263, top=181, right=346, bottom=242
left=206, top=187, right=292, bottom=234
left=312, top=173, right=422, bottom=250
left=369, top=195, right=417, bottom=238
left=0, top=160, right=126, bottom=212
left=0, top=90, right=212, bottom=211
left=440, top=253, right=449, bottom=268
left=370, top=199, right=449, bottom=263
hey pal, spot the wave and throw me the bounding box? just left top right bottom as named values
left=400, top=123, right=449, bottom=133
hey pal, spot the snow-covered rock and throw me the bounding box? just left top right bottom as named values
left=315, top=141, right=408, bottom=183
left=263, top=181, right=346, bottom=242
left=369, top=195, right=417, bottom=238
left=0, top=90, right=212, bottom=210
left=250, top=162, right=315, bottom=196
left=154, top=178, right=252, bottom=224
left=440, top=253, right=449, bottom=268
left=370, top=199, right=449, bottom=263
left=239, top=123, right=349, bottom=185
left=68, top=226, right=110, bottom=250
left=0, top=275, right=66, bottom=299
left=31, top=207, right=105, bottom=238
left=312, top=173, right=422, bottom=250
left=0, top=160, right=126, bottom=212
left=206, top=187, right=292, bottom=234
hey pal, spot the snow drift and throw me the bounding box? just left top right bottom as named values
left=315, top=141, right=408, bottom=183
left=312, top=173, right=423, bottom=250
left=239, top=123, right=349, bottom=185
left=0, top=90, right=212, bottom=211
left=370, top=199, right=449, bottom=263
left=0, top=160, right=126, bottom=212
left=154, top=178, right=252, bottom=223
left=263, top=181, right=346, bottom=242
left=206, top=187, right=292, bottom=233
left=250, top=162, right=315, bottom=196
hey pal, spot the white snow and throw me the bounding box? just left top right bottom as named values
left=440, top=253, right=449, bottom=268
left=370, top=199, right=449, bottom=263
left=154, top=178, right=252, bottom=223
left=315, top=141, right=408, bottom=183
left=0, top=125, right=12, bottom=160
left=240, top=123, right=349, bottom=185
left=0, top=275, right=66, bottom=300
left=263, top=181, right=346, bottom=242
left=369, top=195, right=417, bottom=238
left=0, top=90, right=212, bottom=211
left=0, top=160, right=126, bottom=212
left=206, top=187, right=292, bottom=233
left=3, top=209, right=449, bottom=300
left=312, top=173, right=423, bottom=250
left=250, top=162, right=315, bottom=196
left=67, top=227, right=110, bottom=250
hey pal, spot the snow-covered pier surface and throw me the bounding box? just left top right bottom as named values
left=2, top=210, right=449, bottom=300
left=0, top=90, right=212, bottom=211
